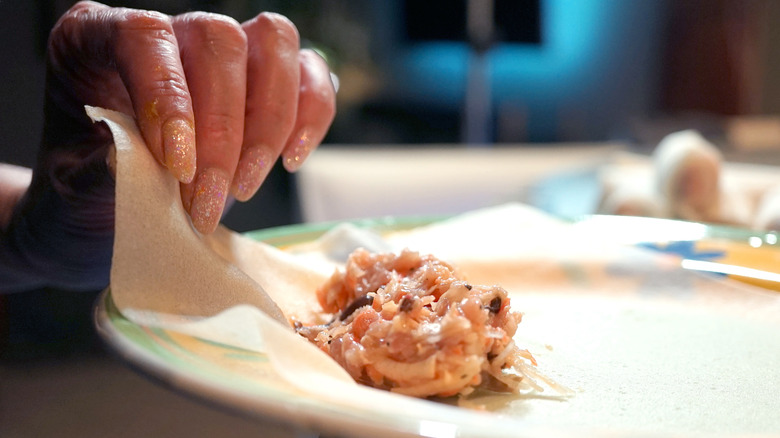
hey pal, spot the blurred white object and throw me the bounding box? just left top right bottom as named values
left=599, top=130, right=780, bottom=230
left=296, top=145, right=620, bottom=223
left=655, top=130, right=723, bottom=222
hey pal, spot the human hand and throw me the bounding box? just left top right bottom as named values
left=2, top=1, right=335, bottom=292
left=43, top=0, right=335, bottom=233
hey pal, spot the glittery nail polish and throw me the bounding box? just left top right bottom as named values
left=162, top=118, right=196, bottom=183
left=190, top=168, right=229, bottom=234
left=232, top=146, right=273, bottom=201
left=283, top=129, right=313, bottom=172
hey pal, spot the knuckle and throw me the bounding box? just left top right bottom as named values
left=249, top=12, right=300, bottom=48
left=47, top=1, right=111, bottom=64
left=50, top=1, right=98, bottom=38
left=114, top=8, right=173, bottom=36
left=178, top=12, right=247, bottom=50
left=149, top=75, right=191, bottom=105
left=69, top=1, right=98, bottom=14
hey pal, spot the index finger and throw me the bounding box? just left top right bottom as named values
left=109, top=5, right=197, bottom=183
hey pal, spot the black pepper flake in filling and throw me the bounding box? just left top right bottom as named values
left=339, top=294, right=374, bottom=321
left=465, top=284, right=473, bottom=291
left=488, top=296, right=502, bottom=314
left=398, top=294, right=414, bottom=312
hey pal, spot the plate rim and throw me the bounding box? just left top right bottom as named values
left=95, top=288, right=475, bottom=438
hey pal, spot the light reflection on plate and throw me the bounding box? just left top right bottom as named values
left=575, top=215, right=780, bottom=290
left=95, top=216, right=780, bottom=437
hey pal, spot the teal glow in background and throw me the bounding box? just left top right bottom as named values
left=390, top=0, right=666, bottom=141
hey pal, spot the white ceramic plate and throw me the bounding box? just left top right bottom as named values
left=95, top=216, right=780, bottom=437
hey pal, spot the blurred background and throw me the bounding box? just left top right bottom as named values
left=3, top=0, right=780, bottom=229
left=3, top=0, right=780, bottom=436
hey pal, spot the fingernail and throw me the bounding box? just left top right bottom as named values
left=283, top=129, right=313, bottom=172
left=190, top=168, right=229, bottom=234
left=232, top=146, right=273, bottom=201
left=162, top=118, right=196, bottom=183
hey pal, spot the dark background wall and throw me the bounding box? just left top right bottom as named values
left=3, top=0, right=780, bottom=229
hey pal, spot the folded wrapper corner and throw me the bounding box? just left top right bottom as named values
left=87, top=106, right=326, bottom=322
left=86, top=106, right=356, bottom=384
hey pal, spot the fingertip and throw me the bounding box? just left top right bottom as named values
left=162, top=117, right=197, bottom=183
left=280, top=50, right=335, bottom=173
left=282, top=129, right=314, bottom=173
left=190, top=167, right=229, bottom=234
left=231, top=145, right=275, bottom=201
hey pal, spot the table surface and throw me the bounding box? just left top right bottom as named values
left=0, top=288, right=309, bottom=438
left=1, top=353, right=310, bottom=438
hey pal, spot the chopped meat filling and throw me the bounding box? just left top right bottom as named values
left=296, top=248, right=542, bottom=398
